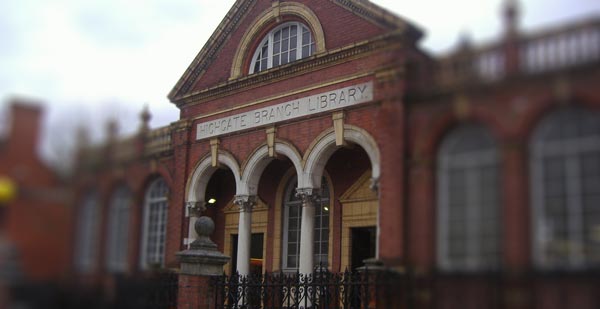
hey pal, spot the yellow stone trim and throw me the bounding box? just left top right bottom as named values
left=453, top=94, right=470, bottom=120
left=339, top=170, right=377, bottom=202
left=210, top=138, right=220, bottom=167
left=230, top=2, right=326, bottom=79
left=339, top=171, right=378, bottom=270
left=323, top=172, right=335, bottom=270
left=272, top=168, right=296, bottom=271
left=266, top=127, right=277, bottom=157
left=332, top=112, right=346, bottom=146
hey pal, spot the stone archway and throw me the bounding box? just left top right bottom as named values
left=302, top=125, right=380, bottom=190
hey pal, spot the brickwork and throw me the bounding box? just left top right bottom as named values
left=0, top=102, right=72, bottom=281
left=62, top=1, right=600, bottom=308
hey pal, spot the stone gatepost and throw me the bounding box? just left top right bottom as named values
left=177, top=216, right=229, bottom=309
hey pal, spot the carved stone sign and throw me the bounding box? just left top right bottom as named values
left=196, top=81, right=374, bottom=140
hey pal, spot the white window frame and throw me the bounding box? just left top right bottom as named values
left=437, top=125, right=501, bottom=271
left=106, top=186, right=132, bottom=273
left=140, top=178, right=169, bottom=270
left=75, top=192, right=100, bottom=273
left=249, top=21, right=315, bottom=74
left=281, top=176, right=331, bottom=272
left=531, top=107, right=600, bottom=269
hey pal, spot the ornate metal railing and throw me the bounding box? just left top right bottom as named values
left=212, top=266, right=410, bottom=309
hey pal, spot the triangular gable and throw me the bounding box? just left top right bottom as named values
left=168, top=0, right=254, bottom=101
left=339, top=170, right=378, bottom=203
left=168, top=0, right=422, bottom=103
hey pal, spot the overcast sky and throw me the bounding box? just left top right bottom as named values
left=0, top=0, right=599, bottom=162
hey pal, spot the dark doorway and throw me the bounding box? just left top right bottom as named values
left=351, top=227, right=376, bottom=269
left=231, top=233, right=265, bottom=275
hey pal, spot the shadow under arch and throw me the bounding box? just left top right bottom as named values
left=186, top=150, right=242, bottom=204
left=239, top=140, right=304, bottom=196
left=302, top=125, right=380, bottom=189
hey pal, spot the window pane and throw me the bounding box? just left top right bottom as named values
left=302, top=46, right=310, bottom=58
left=532, top=107, right=600, bottom=268
left=438, top=125, right=499, bottom=271
left=142, top=178, right=169, bottom=268
left=107, top=186, right=131, bottom=272
left=283, top=176, right=330, bottom=270
left=249, top=22, right=315, bottom=74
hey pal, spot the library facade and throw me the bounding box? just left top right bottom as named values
left=71, top=0, right=600, bottom=308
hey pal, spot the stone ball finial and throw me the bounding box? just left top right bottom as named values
left=195, top=216, right=215, bottom=238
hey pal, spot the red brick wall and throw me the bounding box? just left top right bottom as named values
left=188, top=0, right=388, bottom=92
left=0, top=102, right=73, bottom=281
left=406, top=67, right=600, bottom=272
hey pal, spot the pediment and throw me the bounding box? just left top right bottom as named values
left=339, top=170, right=377, bottom=203
left=168, top=0, right=421, bottom=104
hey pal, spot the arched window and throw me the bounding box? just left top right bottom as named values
left=249, top=22, right=315, bottom=74
left=140, top=178, right=169, bottom=270
left=437, top=125, right=500, bottom=271
left=106, top=185, right=132, bottom=273
left=282, top=176, right=330, bottom=271
left=74, top=191, right=100, bottom=273
left=531, top=107, right=600, bottom=269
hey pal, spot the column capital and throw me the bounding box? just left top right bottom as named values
left=295, top=187, right=320, bottom=205
left=234, top=195, right=257, bottom=212
left=186, top=201, right=206, bottom=217
left=369, top=177, right=380, bottom=193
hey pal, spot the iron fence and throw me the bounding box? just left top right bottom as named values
left=212, top=265, right=411, bottom=309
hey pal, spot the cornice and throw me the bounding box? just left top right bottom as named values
left=332, top=0, right=403, bottom=29
left=173, top=31, right=404, bottom=108
left=169, top=0, right=421, bottom=104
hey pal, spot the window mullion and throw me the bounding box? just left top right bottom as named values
left=566, top=154, right=584, bottom=267
left=267, top=33, right=273, bottom=69
left=466, top=166, right=479, bottom=269
left=296, top=24, right=302, bottom=61
left=533, top=145, right=550, bottom=268
left=437, top=164, right=450, bottom=270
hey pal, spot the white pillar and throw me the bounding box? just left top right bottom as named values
left=370, top=177, right=380, bottom=259
left=185, top=201, right=206, bottom=249
left=296, top=188, right=318, bottom=275
left=234, top=195, right=256, bottom=276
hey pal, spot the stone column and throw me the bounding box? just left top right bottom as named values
left=176, top=216, right=229, bottom=309
left=234, top=195, right=256, bottom=276
left=296, top=188, right=319, bottom=275
left=370, top=178, right=380, bottom=259
left=186, top=201, right=206, bottom=248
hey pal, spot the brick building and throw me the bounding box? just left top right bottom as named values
left=0, top=101, right=72, bottom=282
left=70, top=0, right=600, bottom=308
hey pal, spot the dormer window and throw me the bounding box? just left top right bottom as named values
left=249, top=22, right=315, bottom=74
